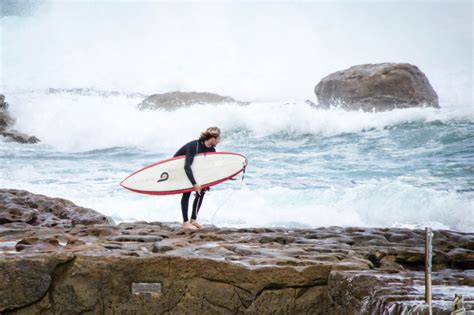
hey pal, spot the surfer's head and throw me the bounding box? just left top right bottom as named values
left=200, top=126, right=221, bottom=147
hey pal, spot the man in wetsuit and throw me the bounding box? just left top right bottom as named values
left=174, top=127, right=221, bottom=230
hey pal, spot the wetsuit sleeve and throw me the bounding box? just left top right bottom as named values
left=184, top=142, right=198, bottom=185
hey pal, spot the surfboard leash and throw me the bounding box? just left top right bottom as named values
left=210, top=166, right=247, bottom=225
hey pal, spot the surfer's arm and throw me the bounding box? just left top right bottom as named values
left=184, top=144, right=197, bottom=185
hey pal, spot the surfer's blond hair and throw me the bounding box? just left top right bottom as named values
left=199, top=127, right=221, bottom=141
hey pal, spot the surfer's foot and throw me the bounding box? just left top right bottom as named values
left=190, top=219, right=202, bottom=229
left=182, top=221, right=198, bottom=230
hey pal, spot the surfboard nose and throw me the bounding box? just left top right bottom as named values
left=120, top=178, right=131, bottom=190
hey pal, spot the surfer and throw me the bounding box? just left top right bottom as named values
left=174, top=127, right=221, bottom=230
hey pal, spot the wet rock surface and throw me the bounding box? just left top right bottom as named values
left=0, top=95, right=13, bottom=131
left=329, top=269, right=474, bottom=314
left=0, top=189, right=114, bottom=228
left=0, top=191, right=472, bottom=314
left=137, top=91, right=249, bottom=110
left=0, top=94, right=40, bottom=144
left=314, top=63, right=439, bottom=111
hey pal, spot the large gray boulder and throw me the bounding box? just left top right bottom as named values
left=0, top=94, right=40, bottom=143
left=137, top=91, right=249, bottom=111
left=314, top=63, right=439, bottom=111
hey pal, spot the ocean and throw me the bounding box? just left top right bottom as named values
left=1, top=1, right=472, bottom=231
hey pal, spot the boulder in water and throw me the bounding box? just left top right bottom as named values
left=1, top=130, right=40, bottom=144
left=137, top=91, right=249, bottom=111
left=0, top=111, right=13, bottom=131
left=314, top=63, right=439, bottom=111
left=0, top=94, right=40, bottom=143
left=0, top=94, right=9, bottom=110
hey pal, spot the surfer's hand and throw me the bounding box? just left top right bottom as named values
left=193, top=184, right=202, bottom=194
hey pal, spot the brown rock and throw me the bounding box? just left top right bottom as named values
left=0, top=192, right=473, bottom=313
left=65, top=238, right=86, bottom=247
left=0, top=94, right=40, bottom=143
left=314, top=63, right=439, bottom=111
left=446, top=248, right=474, bottom=269
left=0, top=94, right=8, bottom=110
left=109, top=235, right=163, bottom=242
left=137, top=91, right=249, bottom=111
left=379, top=256, right=405, bottom=272
left=0, top=189, right=114, bottom=227
left=0, top=110, right=13, bottom=131
left=0, top=205, right=37, bottom=224
left=1, top=130, right=40, bottom=144
left=0, top=254, right=74, bottom=311
left=15, top=236, right=61, bottom=252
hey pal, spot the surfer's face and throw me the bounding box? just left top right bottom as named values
left=206, top=136, right=220, bottom=148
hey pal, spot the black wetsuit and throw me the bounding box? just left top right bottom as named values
left=174, top=140, right=216, bottom=222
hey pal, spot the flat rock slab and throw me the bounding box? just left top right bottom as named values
left=1, top=221, right=472, bottom=314
left=0, top=190, right=472, bottom=313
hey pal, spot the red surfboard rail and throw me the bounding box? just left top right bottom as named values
left=120, top=152, right=248, bottom=195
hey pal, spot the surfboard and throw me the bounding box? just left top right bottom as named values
left=120, top=152, right=248, bottom=195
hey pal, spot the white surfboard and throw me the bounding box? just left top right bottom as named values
left=120, top=152, right=248, bottom=195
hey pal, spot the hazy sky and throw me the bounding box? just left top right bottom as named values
left=1, top=0, right=472, bottom=104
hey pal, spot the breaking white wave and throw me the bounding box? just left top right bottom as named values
left=5, top=92, right=473, bottom=152
left=1, top=164, right=472, bottom=232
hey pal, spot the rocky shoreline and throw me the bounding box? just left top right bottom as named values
left=0, top=189, right=472, bottom=314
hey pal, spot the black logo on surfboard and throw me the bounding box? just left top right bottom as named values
left=157, top=172, right=169, bottom=183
